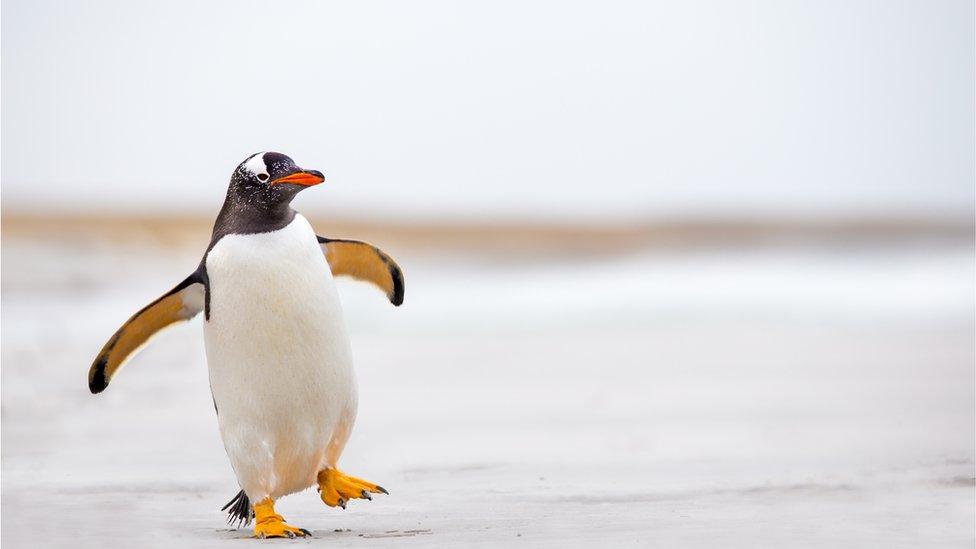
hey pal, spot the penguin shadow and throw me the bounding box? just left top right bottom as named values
left=215, top=527, right=433, bottom=541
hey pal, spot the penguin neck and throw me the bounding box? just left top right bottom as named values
left=209, top=192, right=298, bottom=247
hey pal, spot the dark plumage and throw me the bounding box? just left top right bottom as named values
left=222, top=489, right=252, bottom=527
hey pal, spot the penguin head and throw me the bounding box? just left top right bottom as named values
left=228, top=152, right=325, bottom=208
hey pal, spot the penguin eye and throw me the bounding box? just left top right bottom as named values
left=257, top=173, right=269, bottom=182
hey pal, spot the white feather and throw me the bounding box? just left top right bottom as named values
left=203, top=214, right=357, bottom=502
left=242, top=152, right=269, bottom=178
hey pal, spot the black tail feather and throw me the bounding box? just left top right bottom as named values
left=221, top=489, right=252, bottom=527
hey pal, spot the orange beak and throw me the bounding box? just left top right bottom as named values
left=271, top=170, right=325, bottom=186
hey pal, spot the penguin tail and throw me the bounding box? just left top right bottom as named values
left=221, top=489, right=253, bottom=527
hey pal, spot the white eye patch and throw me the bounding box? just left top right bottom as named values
left=243, top=152, right=270, bottom=180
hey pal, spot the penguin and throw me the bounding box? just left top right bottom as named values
left=87, top=152, right=404, bottom=538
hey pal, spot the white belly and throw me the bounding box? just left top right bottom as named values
left=203, top=214, right=357, bottom=501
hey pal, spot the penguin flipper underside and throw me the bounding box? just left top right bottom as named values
left=88, top=272, right=206, bottom=394
left=318, top=236, right=404, bottom=306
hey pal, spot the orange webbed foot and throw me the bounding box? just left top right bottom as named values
left=251, top=498, right=311, bottom=538
left=317, top=468, right=388, bottom=509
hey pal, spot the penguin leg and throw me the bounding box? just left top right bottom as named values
left=317, top=468, right=388, bottom=509
left=251, top=498, right=311, bottom=538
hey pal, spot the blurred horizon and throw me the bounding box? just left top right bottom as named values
left=2, top=0, right=974, bottom=224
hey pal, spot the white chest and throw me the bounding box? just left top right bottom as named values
left=204, top=214, right=339, bottom=328
left=202, top=215, right=356, bottom=479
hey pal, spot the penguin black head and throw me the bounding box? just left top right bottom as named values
left=227, top=152, right=325, bottom=210
left=211, top=152, right=325, bottom=241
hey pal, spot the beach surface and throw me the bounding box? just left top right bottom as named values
left=2, top=219, right=973, bottom=547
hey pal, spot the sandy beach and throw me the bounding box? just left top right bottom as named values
left=1, top=219, right=973, bottom=547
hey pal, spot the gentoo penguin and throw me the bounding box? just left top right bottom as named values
left=87, top=152, right=403, bottom=538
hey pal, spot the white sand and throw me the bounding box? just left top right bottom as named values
left=2, top=235, right=973, bottom=547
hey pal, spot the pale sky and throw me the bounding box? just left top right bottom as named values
left=2, top=0, right=973, bottom=222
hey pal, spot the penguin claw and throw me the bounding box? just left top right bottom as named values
left=253, top=525, right=310, bottom=538
left=317, top=468, right=388, bottom=509
left=251, top=498, right=310, bottom=538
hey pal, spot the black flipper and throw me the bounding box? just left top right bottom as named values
left=221, top=489, right=252, bottom=527
left=88, top=270, right=207, bottom=393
